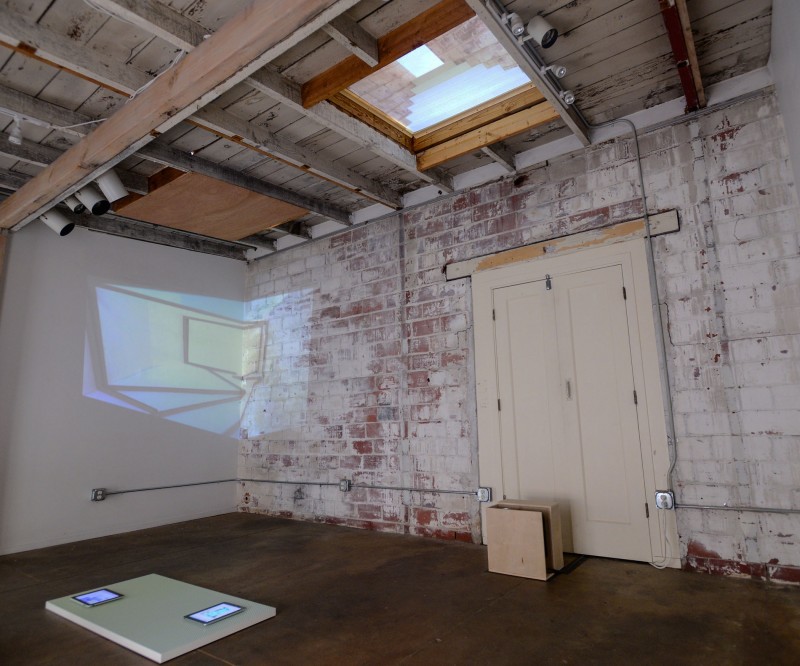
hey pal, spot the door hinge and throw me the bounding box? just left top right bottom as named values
left=545, top=274, right=552, bottom=290
left=497, top=398, right=501, bottom=411
left=633, top=389, right=638, bottom=405
left=622, top=286, right=627, bottom=300
left=645, top=502, right=650, bottom=518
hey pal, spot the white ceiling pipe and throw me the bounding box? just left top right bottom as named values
left=74, top=184, right=110, bottom=215
left=95, top=169, right=128, bottom=203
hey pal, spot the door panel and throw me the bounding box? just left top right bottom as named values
left=492, top=265, right=651, bottom=562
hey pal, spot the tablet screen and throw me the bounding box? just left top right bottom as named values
left=73, top=588, right=123, bottom=607
left=186, top=602, right=244, bottom=625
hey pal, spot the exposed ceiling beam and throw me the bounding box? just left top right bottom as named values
left=675, top=0, right=706, bottom=108
left=190, top=107, right=401, bottom=208
left=0, top=84, right=346, bottom=217
left=659, top=0, right=706, bottom=112
left=250, top=68, right=453, bottom=191
left=322, top=14, right=379, bottom=67
left=83, top=0, right=453, bottom=190
left=0, top=0, right=358, bottom=230
left=481, top=144, right=515, bottom=173
left=0, top=135, right=149, bottom=193
left=416, top=103, right=559, bottom=170
left=466, top=0, right=590, bottom=146
left=136, top=142, right=351, bottom=224
left=302, top=0, right=475, bottom=108
left=0, top=7, right=393, bottom=209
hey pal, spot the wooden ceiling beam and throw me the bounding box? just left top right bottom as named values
left=481, top=144, right=516, bottom=173
left=322, top=14, right=379, bottom=67
left=301, top=0, right=475, bottom=108
left=0, top=135, right=149, bottom=194
left=659, top=0, right=706, bottom=111
left=85, top=0, right=452, bottom=190
left=0, top=83, right=348, bottom=216
left=0, top=0, right=359, bottom=230
left=416, top=102, right=559, bottom=171
left=412, top=85, right=545, bottom=152
left=0, top=6, right=394, bottom=209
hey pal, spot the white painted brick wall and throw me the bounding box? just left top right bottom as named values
left=241, top=91, right=800, bottom=578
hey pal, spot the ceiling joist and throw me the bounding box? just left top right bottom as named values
left=0, top=5, right=395, bottom=210
left=416, top=102, right=560, bottom=170
left=322, top=14, right=380, bottom=67
left=0, top=83, right=348, bottom=222
left=85, top=0, right=453, bottom=190
left=301, top=0, right=476, bottom=108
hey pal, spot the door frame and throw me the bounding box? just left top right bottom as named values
left=472, top=238, right=680, bottom=567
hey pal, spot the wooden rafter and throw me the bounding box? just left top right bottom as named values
left=0, top=83, right=349, bottom=221
left=322, top=14, right=379, bottom=67
left=0, top=5, right=398, bottom=209
left=301, top=0, right=475, bottom=108
left=83, top=0, right=452, bottom=190
left=416, top=102, right=559, bottom=171
left=0, top=0, right=356, bottom=230
left=330, top=90, right=414, bottom=151
left=412, top=85, right=545, bottom=152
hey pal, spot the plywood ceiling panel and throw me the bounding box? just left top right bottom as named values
left=117, top=172, right=307, bottom=241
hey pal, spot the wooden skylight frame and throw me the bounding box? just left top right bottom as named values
left=300, top=0, right=560, bottom=171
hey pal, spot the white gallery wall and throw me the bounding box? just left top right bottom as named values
left=771, top=0, right=800, bottom=176
left=0, top=223, right=244, bottom=554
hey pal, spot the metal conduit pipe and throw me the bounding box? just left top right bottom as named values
left=93, top=478, right=487, bottom=500
left=676, top=504, right=800, bottom=515
left=484, top=0, right=680, bottom=495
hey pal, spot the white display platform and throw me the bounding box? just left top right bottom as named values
left=46, top=574, right=276, bottom=663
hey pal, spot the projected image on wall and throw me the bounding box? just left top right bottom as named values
left=84, top=283, right=265, bottom=436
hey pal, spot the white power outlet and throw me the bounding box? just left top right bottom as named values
left=655, top=490, right=675, bottom=510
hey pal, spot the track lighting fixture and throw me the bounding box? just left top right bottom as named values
left=39, top=209, right=75, bottom=236
left=560, top=89, right=576, bottom=105
left=63, top=195, right=86, bottom=214
left=74, top=184, right=110, bottom=216
left=506, top=12, right=526, bottom=37
left=527, top=16, right=559, bottom=48
left=95, top=169, right=128, bottom=203
left=7, top=115, right=23, bottom=146
left=543, top=64, right=567, bottom=79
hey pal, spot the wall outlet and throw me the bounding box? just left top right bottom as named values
left=476, top=487, right=493, bottom=502
left=655, top=490, right=675, bottom=510
left=338, top=479, right=352, bottom=492
left=90, top=488, right=107, bottom=502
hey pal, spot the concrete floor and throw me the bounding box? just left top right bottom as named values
left=1, top=514, right=798, bottom=665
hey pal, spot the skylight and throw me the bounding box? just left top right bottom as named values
left=397, top=46, right=444, bottom=78
left=348, top=16, right=532, bottom=133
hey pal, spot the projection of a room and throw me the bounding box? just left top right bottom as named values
left=84, top=283, right=315, bottom=438
left=83, top=283, right=266, bottom=436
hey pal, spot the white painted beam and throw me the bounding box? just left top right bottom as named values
left=481, top=144, right=516, bottom=173
left=322, top=14, right=379, bottom=67
left=85, top=0, right=451, bottom=190
left=0, top=8, right=395, bottom=209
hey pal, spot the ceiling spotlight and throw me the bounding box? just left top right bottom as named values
left=63, top=195, right=86, bottom=214
left=560, top=89, right=576, bottom=105
left=39, top=209, right=75, bottom=237
left=8, top=115, right=23, bottom=146
left=544, top=64, right=568, bottom=79
left=74, top=184, right=110, bottom=216
left=527, top=16, right=558, bottom=48
left=95, top=169, right=128, bottom=203
left=506, top=12, right=526, bottom=37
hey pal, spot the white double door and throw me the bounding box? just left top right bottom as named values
left=492, top=264, right=652, bottom=561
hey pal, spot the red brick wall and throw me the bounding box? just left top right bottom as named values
left=240, top=91, right=800, bottom=580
